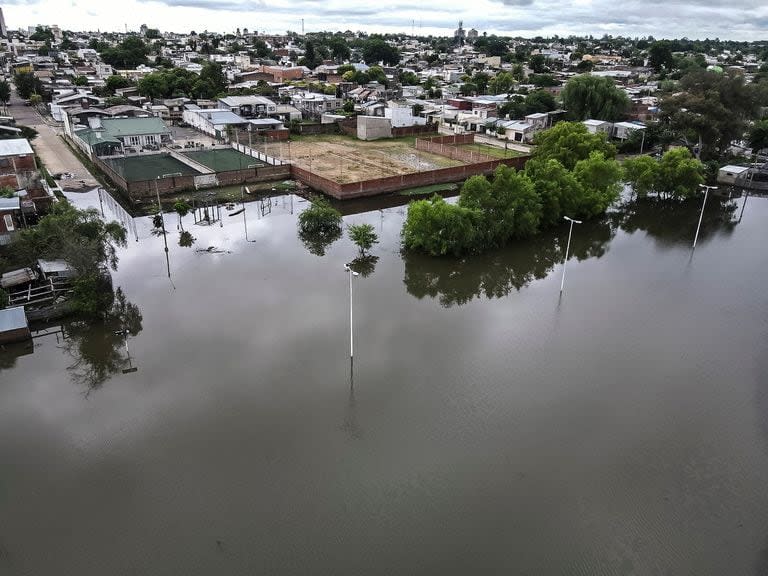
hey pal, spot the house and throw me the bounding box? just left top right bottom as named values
left=49, top=90, right=102, bottom=122
left=0, top=139, right=39, bottom=191
left=218, top=95, right=277, bottom=118
left=583, top=119, right=613, bottom=135
left=383, top=101, right=427, bottom=128
left=501, top=120, right=536, bottom=143
left=612, top=121, right=646, bottom=141
left=524, top=112, right=549, bottom=131
left=717, top=165, right=751, bottom=186
left=72, top=117, right=173, bottom=157
left=182, top=106, right=250, bottom=140
left=290, top=92, right=343, bottom=119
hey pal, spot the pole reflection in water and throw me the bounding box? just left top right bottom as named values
left=342, top=357, right=361, bottom=439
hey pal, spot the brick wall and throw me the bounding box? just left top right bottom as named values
left=296, top=123, right=341, bottom=136
left=391, top=124, right=438, bottom=138
left=126, top=175, right=196, bottom=199
left=292, top=155, right=529, bottom=200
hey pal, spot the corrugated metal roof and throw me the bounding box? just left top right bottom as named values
left=0, top=307, right=28, bottom=333
left=101, top=117, right=171, bottom=137
left=0, top=138, right=34, bottom=157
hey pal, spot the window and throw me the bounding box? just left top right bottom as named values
left=145, top=135, right=156, bottom=144
left=3, top=214, right=14, bottom=232
left=128, top=136, right=141, bottom=146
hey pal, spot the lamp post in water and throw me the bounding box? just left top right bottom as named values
left=344, top=264, right=359, bottom=363
left=693, top=184, right=717, bottom=249
left=560, top=216, right=582, bottom=294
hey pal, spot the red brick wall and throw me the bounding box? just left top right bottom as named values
left=291, top=155, right=529, bottom=200
left=0, top=174, right=19, bottom=189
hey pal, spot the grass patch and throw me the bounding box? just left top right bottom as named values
left=459, top=143, right=526, bottom=159
left=398, top=183, right=459, bottom=196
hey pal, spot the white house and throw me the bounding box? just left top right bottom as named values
left=583, top=119, right=613, bottom=135
left=717, top=165, right=751, bottom=186
left=612, top=121, right=646, bottom=140
left=182, top=106, right=250, bottom=140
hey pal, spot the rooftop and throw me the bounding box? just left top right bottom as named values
left=0, top=139, right=34, bottom=157
left=101, top=117, right=171, bottom=137
left=0, top=307, right=28, bottom=333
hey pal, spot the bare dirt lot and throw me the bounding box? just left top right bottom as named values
left=266, top=135, right=466, bottom=184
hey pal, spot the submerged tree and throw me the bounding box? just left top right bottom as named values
left=10, top=202, right=127, bottom=314
left=64, top=288, right=144, bottom=394
left=347, top=223, right=378, bottom=257
left=297, top=196, right=343, bottom=256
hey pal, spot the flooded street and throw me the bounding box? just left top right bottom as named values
left=2, top=189, right=768, bottom=575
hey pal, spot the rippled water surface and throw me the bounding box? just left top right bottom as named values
left=2, top=190, right=767, bottom=575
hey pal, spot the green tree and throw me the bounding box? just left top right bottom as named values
left=648, top=40, right=675, bottom=73
left=198, top=61, right=227, bottom=95
left=99, top=36, right=149, bottom=69
left=105, top=74, right=134, bottom=94
left=488, top=71, right=514, bottom=95
left=622, top=155, right=659, bottom=197
left=572, top=151, right=623, bottom=215
left=529, top=54, right=547, bottom=73
left=297, top=197, right=343, bottom=256
left=655, top=147, right=704, bottom=199
left=29, top=26, right=54, bottom=42
left=10, top=202, right=127, bottom=314
left=0, top=80, right=10, bottom=104
left=532, top=121, right=616, bottom=170
left=561, top=74, right=630, bottom=122
left=348, top=223, right=378, bottom=256
left=13, top=71, right=43, bottom=100
left=661, top=69, right=760, bottom=159
left=747, top=119, right=768, bottom=154
left=525, top=158, right=585, bottom=227
left=459, top=166, right=542, bottom=244
left=73, top=75, right=89, bottom=86
left=173, top=201, right=191, bottom=230
left=362, top=38, right=400, bottom=66
left=402, top=196, right=482, bottom=257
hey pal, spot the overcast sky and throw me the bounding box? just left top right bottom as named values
left=3, top=0, right=767, bottom=41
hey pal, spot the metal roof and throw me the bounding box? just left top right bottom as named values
left=0, top=307, right=28, bottom=333
left=0, top=138, right=34, bottom=157
left=720, top=165, right=750, bottom=174
left=0, top=197, right=21, bottom=211
left=38, top=259, right=74, bottom=274
left=101, top=117, right=172, bottom=137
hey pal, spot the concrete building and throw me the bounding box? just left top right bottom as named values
left=357, top=116, right=392, bottom=141
left=0, top=139, right=39, bottom=191
left=182, top=107, right=250, bottom=140
left=717, top=165, right=751, bottom=186
left=583, top=119, right=613, bottom=135
left=218, top=95, right=277, bottom=118
left=72, top=117, right=173, bottom=156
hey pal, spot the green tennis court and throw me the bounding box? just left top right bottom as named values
left=181, top=149, right=265, bottom=172
left=104, top=155, right=200, bottom=182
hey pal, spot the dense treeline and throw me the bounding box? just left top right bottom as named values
left=402, top=123, right=622, bottom=257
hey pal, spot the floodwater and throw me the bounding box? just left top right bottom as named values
left=2, top=189, right=768, bottom=575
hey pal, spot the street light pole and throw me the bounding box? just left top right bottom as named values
left=344, top=264, right=359, bottom=361
left=693, top=184, right=717, bottom=249
left=560, top=216, right=582, bottom=294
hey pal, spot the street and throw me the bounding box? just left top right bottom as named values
left=8, top=88, right=99, bottom=191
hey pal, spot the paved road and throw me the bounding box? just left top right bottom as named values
left=9, top=89, right=99, bottom=191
